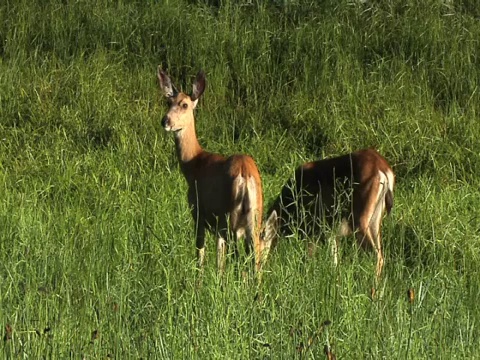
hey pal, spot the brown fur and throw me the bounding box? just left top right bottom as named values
left=268, top=148, right=395, bottom=279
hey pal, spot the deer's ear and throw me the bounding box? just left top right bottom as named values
left=191, top=70, right=206, bottom=101
left=157, top=66, right=178, bottom=98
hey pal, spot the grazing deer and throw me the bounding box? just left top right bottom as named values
left=157, top=67, right=277, bottom=274
left=268, top=149, right=395, bottom=279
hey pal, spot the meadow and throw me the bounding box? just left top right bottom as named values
left=1, top=0, right=480, bottom=358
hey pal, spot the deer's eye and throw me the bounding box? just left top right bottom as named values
left=182, top=103, right=188, bottom=109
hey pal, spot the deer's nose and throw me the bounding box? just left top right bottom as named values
left=161, top=115, right=169, bottom=128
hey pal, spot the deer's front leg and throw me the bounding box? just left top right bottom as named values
left=216, top=217, right=229, bottom=275
left=195, top=219, right=206, bottom=269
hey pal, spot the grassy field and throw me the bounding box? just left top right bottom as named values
left=1, top=0, right=480, bottom=358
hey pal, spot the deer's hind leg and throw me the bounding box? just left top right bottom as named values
left=354, top=174, right=386, bottom=280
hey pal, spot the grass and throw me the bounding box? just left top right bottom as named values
left=1, top=0, right=480, bottom=358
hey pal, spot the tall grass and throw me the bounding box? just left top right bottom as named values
left=1, top=0, right=479, bottom=358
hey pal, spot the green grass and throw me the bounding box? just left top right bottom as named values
left=1, top=0, right=480, bottom=358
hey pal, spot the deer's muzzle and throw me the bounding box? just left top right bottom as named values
left=161, top=115, right=170, bottom=129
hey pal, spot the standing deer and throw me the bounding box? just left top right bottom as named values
left=157, top=67, right=277, bottom=274
left=268, top=149, right=395, bottom=279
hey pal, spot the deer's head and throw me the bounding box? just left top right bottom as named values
left=157, top=67, right=206, bottom=135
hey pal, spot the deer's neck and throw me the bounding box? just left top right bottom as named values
left=174, top=124, right=203, bottom=172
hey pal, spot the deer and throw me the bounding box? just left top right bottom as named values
left=267, top=148, right=395, bottom=280
left=157, top=67, right=277, bottom=276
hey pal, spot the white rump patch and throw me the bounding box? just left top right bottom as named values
left=232, top=176, right=246, bottom=212
left=385, top=169, right=395, bottom=194
left=246, top=176, right=258, bottom=212
left=369, top=170, right=389, bottom=232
